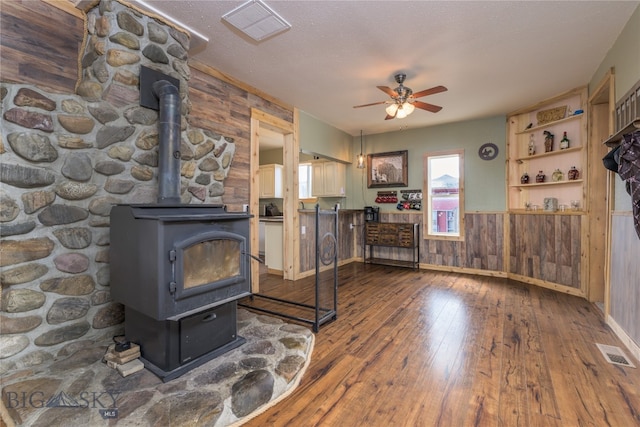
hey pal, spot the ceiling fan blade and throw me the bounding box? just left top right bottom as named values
left=377, top=85, right=398, bottom=98
left=353, top=101, right=388, bottom=108
left=413, top=100, right=443, bottom=113
left=412, top=85, right=448, bottom=99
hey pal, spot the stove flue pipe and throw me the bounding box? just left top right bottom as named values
left=152, top=80, right=181, bottom=204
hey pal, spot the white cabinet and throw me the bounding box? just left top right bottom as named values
left=264, top=221, right=283, bottom=272
left=312, top=161, right=346, bottom=197
left=259, top=164, right=283, bottom=198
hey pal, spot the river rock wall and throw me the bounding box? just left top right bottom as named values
left=0, top=0, right=237, bottom=369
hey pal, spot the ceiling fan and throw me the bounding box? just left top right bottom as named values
left=353, top=73, right=447, bottom=120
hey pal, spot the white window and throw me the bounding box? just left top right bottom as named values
left=423, top=150, right=464, bottom=240
left=299, top=163, right=314, bottom=200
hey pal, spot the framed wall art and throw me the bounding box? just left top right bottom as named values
left=367, top=150, right=408, bottom=188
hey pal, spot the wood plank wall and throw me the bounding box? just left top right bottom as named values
left=299, top=211, right=362, bottom=273
left=509, top=213, right=581, bottom=288
left=305, top=211, right=504, bottom=275
left=609, top=213, right=640, bottom=347
left=0, top=1, right=83, bottom=93
left=188, top=66, right=293, bottom=210
left=382, top=212, right=504, bottom=271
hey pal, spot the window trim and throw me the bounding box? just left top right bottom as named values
left=422, top=149, right=465, bottom=241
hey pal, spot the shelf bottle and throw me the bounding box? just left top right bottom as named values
left=560, top=131, right=570, bottom=150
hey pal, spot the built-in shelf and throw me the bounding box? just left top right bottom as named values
left=515, top=113, right=583, bottom=135
left=602, top=118, right=640, bottom=147
left=510, top=179, right=583, bottom=188
left=515, top=146, right=582, bottom=162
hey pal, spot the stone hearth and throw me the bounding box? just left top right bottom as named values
left=1, top=309, right=314, bottom=427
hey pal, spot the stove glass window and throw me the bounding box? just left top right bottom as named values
left=183, top=239, right=241, bottom=289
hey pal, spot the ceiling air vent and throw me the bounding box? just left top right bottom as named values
left=222, top=0, right=291, bottom=42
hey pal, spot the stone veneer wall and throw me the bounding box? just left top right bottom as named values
left=0, top=0, right=238, bottom=368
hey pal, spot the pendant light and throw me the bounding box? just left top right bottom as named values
left=357, top=130, right=365, bottom=169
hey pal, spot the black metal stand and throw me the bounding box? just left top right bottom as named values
left=240, top=205, right=338, bottom=332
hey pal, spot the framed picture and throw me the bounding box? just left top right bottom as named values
left=367, top=150, right=408, bottom=188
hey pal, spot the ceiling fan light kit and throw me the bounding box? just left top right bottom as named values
left=354, top=73, right=447, bottom=121
left=386, top=102, right=415, bottom=119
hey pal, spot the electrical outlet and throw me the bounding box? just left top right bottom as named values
left=301, top=225, right=306, bottom=235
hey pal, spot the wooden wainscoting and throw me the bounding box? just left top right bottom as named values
left=509, top=212, right=582, bottom=290
left=243, top=263, right=640, bottom=426
left=609, top=212, right=640, bottom=359
left=376, top=212, right=505, bottom=274
left=298, top=210, right=362, bottom=275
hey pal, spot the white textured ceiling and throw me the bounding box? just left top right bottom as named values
left=137, top=1, right=638, bottom=138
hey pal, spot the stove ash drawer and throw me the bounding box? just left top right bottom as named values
left=180, top=303, right=236, bottom=364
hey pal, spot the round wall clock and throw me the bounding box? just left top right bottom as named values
left=478, top=143, right=499, bottom=160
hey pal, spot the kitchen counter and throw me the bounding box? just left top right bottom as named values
left=259, top=216, right=284, bottom=222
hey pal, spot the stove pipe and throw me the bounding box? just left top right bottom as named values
left=153, top=80, right=181, bottom=204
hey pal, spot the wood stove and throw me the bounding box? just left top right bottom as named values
left=109, top=69, right=254, bottom=381
left=110, top=204, right=252, bottom=381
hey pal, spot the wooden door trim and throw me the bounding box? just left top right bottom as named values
left=250, top=109, right=300, bottom=291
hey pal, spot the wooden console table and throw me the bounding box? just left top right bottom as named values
left=363, top=222, right=419, bottom=270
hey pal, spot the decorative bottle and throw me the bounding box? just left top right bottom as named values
left=528, top=134, right=535, bottom=156
left=520, top=172, right=529, bottom=184
left=560, top=131, right=570, bottom=150
left=543, top=131, right=554, bottom=152
left=568, top=166, right=579, bottom=180
left=552, top=168, right=563, bottom=182
left=536, top=170, right=545, bottom=183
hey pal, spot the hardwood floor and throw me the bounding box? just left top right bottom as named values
left=242, top=263, right=640, bottom=426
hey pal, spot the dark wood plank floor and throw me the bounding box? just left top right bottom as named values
left=241, top=263, right=640, bottom=427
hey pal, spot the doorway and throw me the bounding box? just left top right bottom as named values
left=250, top=109, right=299, bottom=293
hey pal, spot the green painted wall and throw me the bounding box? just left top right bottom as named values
left=589, top=5, right=640, bottom=211
left=299, top=110, right=352, bottom=162
left=347, top=116, right=507, bottom=212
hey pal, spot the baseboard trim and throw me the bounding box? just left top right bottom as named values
left=506, top=273, right=586, bottom=298
left=606, top=314, right=640, bottom=365
left=418, top=263, right=508, bottom=278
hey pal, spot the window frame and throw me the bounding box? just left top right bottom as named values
left=422, top=149, right=465, bottom=241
